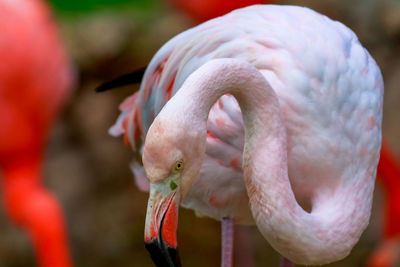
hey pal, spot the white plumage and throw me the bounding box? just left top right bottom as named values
left=112, top=5, right=383, bottom=265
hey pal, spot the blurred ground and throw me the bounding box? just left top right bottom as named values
left=0, top=0, right=399, bottom=266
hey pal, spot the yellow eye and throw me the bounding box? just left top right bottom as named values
left=175, top=160, right=184, bottom=171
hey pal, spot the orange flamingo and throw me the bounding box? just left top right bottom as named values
left=0, top=0, right=74, bottom=266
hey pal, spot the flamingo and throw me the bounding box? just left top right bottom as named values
left=0, top=0, right=74, bottom=266
left=104, top=5, right=383, bottom=266
left=367, top=141, right=400, bottom=267
left=166, top=1, right=400, bottom=265
left=166, top=0, right=268, bottom=23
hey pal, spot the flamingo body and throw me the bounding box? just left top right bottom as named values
left=0, top=0, right=72, bottom=158
left=0, top=0, right=73, bottom=266
left=111, top=5, right=383, bottom=264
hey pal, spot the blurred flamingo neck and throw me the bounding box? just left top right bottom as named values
left=165, top=58, right=370, bottom=264
left=1, top=150, right=43, bottom=183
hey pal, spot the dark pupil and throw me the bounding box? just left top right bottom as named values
left=177, top=163, right=181, bottom=168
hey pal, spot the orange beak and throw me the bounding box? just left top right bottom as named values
left=144, top=183, right=181, bottom=267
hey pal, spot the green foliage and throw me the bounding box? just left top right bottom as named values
left=48, top=0, right=158, bottom=14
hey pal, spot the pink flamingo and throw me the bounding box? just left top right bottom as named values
left=0, top=0, right=74, bottom=266
left=167, top=1, right=400, bottom=265
left=105, top=5, right=383, bottom=266
left=368, top=141, right=400, bottom=267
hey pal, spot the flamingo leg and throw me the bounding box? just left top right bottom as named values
left=222, top=217, right=234, bottom=267
left=280, top=256, right=295, bottom=267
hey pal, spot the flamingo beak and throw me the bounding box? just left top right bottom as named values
left=144, top=182, right=182, bottom=267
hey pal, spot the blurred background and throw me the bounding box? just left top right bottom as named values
left=0, top=0, right=399, bottom=266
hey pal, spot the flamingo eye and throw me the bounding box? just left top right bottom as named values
left=174, top=160, right=184, bottom=171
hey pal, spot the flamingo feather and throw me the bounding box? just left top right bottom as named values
left=110, top=5, right=383, bottom=266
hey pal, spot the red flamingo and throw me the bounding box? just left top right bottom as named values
left=167, top=0, right=270, bottom=23
left=368, top=141, right=400, bottom=267
left=0, top=0, right=74, bottom=266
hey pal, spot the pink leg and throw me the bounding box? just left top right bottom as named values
left=280, top=256, right=295, bottom=267
left=222, top=217, right=234, bottom=267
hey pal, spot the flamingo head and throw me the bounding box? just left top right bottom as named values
left=142, top=114, right=206, bottom=266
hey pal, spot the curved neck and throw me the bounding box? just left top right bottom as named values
left=162, top=58, right=372, bottom=265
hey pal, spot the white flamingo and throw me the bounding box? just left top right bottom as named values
left=104, top=4, right=383, bottom=266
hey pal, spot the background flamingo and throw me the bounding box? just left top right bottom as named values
left=0, top=0, right=74, bottom=266
left=368, top=141, right=400, bottom=267
left=166, top=0, right=268, bottom=23
left=108, top=5, right=383, bottom=266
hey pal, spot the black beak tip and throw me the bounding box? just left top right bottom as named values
left=94, top=66, right=147, bottom=93
left=95, top=85, right=107, bottom=93
left=166, top=246, right=181, bottom=267
left=145, top=240, right=182, bottom=267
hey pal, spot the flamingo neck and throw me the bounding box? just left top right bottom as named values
left=1, top=150, right=42, bottom=184
left=165, top=58, right=372, bottom=265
